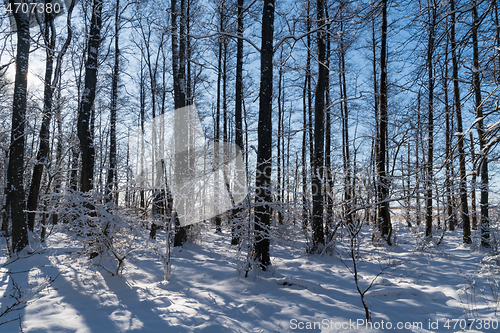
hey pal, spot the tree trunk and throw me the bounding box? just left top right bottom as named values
left=7, top=0, right=30, bottom=252
left=425, top=1, right=436, bottom=238
left=78, top=0, right=103, bottom=193
left=377, top=0, right=392, bottom=245
left=416, top=93, right=421, bottom=226
left=371, top=16, right=379, bottom=227
left=311, top=0, right=327, bottom=251
left=339, top=18, right=352, bottom=230
left=232, top=0, right=244, bottom=245
left=172, top=0, right=188, bottom=247
left=214, top=2, right=222, bottom=233
left=443, top=30, right=456, bottom=231
left=277, top=50, right=283, bottom=225
left=106, top=0, right=120, bottom=205
left=306, top=0, right=313, bottom=187
left=450, top=0, right=471, bottom=244
left=254, top=0, right=274, bottom=269
left=469, top=132, right=477, bottom=230
left=324, top=5, right=333, bottom=239
left=302, top=62, right=308, bottom=229
left=472, top=0, right=489, bottom=247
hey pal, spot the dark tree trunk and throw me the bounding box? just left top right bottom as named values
left=277, top=50, right=283, bottom=225
left=231, top=0, right=244, bottom=245
left=7, top=0, right=30, bottom=252
left=472, top=0, right=489, bottom=248
left=311, top=0, right=327, bottom=251
left=302, top=0, right=313, bottom=230
left=254, top=0, right=274, bottom=269
left=339, top=18, right=352, bottom=230
left=371, top=17, right=379, bottom=227
left=450, top=0, right=471, bottom=244
left=139, top=57, right=146, bottom=210
left=425, top=1, right=436, bottom=238
left=214, top=3, right=222, bottom=234
left=78, top=0, right=103, bottom=193
left=443, top=31, right=456, bottom=231
left=302, top=63, right=308, bottom=229
left=172, top=0, right=188, bottom=247
left=324, top=5, right=333, bottom=239
left=106, top=0, right=120, bottom=204
left=51, top=70, right=64, bottom=227
left=377, top=0, right=392, bottom=245
left=416, top=93, right=421, bottom=226
left=469, top=132, right=478, bottom=230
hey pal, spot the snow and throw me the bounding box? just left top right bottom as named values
left=1, top=221, right=499, bottom=332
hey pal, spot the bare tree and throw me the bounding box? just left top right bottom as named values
left=450, top=0, right=471, bottom=244
left=311, top=0, right=327, bottom=251
left=425, top=0, right=437, bottom=238
left=6, top=0, right=31, bottom=252
left=106, top=0, right=121, bottom=204
left=377, top=0, right=392, bottom=245
left=471, top=0, right=490, bottom=248
left=254, top=0, right=275, bottom=269
left=231, top=0, right=244, bottom=245
left=78, top=0, right=103, bottom=193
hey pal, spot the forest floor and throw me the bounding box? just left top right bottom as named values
left=1, top=219, right=500, bottom=332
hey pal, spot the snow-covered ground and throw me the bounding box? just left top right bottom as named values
left=1, top=220, right=499, bottom=332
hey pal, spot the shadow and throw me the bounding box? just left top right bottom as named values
left=101, top=273, right=187, bottom=333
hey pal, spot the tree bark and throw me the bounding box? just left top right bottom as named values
left=469, top=132, right=478, bottom=230
left=425, top=0, right=436, bottom=238
left=443, top=30, right=456, bottom=231
left=472, top=0, right=489, bottom=247
left=377, top=0, right=392, bottom=245
left=450, top=0, right=471, bottom=244
left=311, top=0, right=327, bottom=250
left=324, top=5, right=333, bottom=239
left=254, top=0, right=274, bottom=269
left=78, top=0, right=103, bottom=193
left=339, top=17, right=352, bottom=231
left=7, top=0, right=30, bottom=252
left=232, top=0, right=244, bottom=245
left=172, top=0, right=188, bottom=247
left=214, top=2, right=223, bottom=233
left=106, top=0, right=120, bottom=205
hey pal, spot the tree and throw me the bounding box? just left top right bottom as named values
left=231, top=0, right=244, bottom=245
left=6, top=0, right=31, bottom=252
left=425, top=0, right=437, bottom=238
left=254, top=0, right=274, bottom=269
left=471, top=0, right=489, bottom=248
left=311, top=0, right=327, bottom=251
left=338, top=1, right=353, bottom=232
left=78, top=0, right=103, bottom=193
left=27, top=0, right=76, bottom=232
left=106, top=0, right=121, bottom=204
left=301, top=0, right=313, bottom=231
left=377, top=0, right=392, bottom=245
left=324, top=4, right=334, bottom=239
left=470, top=132, right=478, bottom=230
left=214, top=0, right=226, bottom=234
left=450, top=0, right=471, bottom=244
left=172, top=0, right=189, bottom=247
left=443, top=28, right=457, bottom=231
